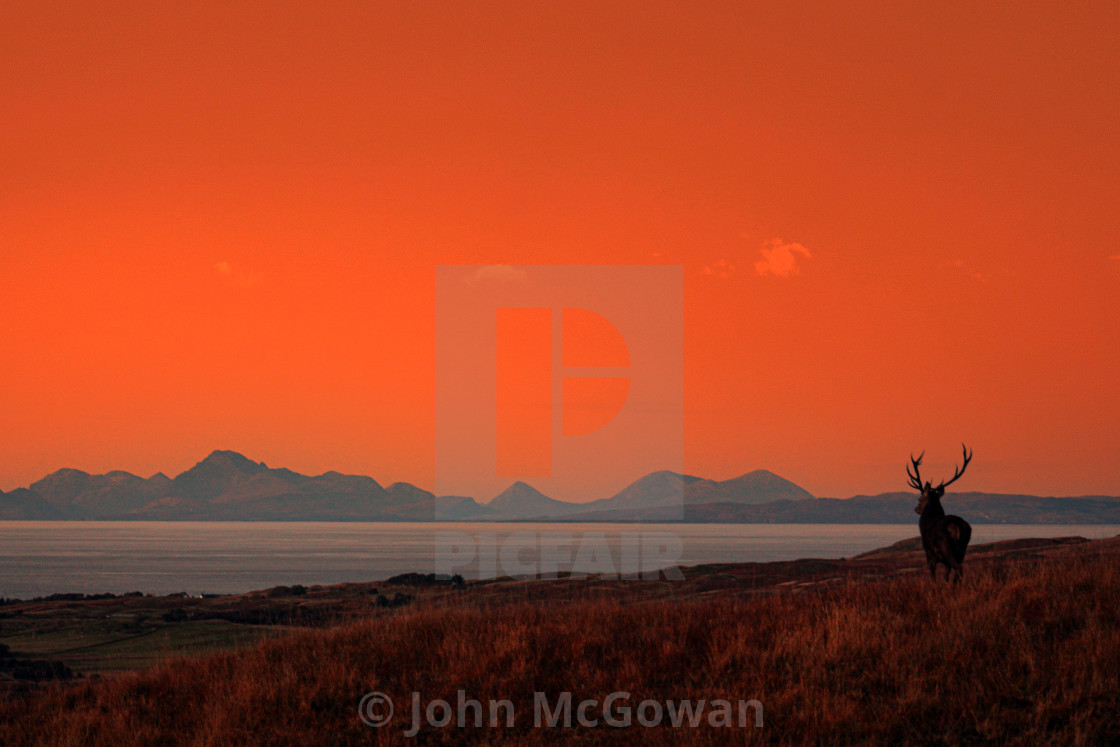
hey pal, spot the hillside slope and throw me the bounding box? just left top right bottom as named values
left=2, top=538, right=1118, bottom=744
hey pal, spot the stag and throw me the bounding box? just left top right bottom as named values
left=907, top=444, right=973, bottom=582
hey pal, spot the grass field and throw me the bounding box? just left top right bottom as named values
left=0, top=617, right=272, bottom=675
left=2, top=536, right=1118, bottom=745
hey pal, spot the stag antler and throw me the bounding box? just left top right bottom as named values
left=907, top=451, right=926, bottom=491
left=936, top=443, right=972, bottom=491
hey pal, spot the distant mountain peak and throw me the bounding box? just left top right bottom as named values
left=488, top=481, right=576, bottom=517
left=687, top=469, right=814, bottom=505
left=715, top=469, right=788, bottom=484
left=601, top=470, right=703, bottom=510
left=170, top=450, right=271, bottom=501
left=650, top=470, right=703, bottom=483
left=29, top=468, right=94, bottom=504
left=387, top=482, right=432, bottom=497
left=493, top=481, right=548, bottom=498
left=199, top=450, right=264, bottom=471
left=40, top=467, right=91, bottom=480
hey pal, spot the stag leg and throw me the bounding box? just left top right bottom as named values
left=946, top=556, right=964, bottom=584
left=925, top=552, right=939, bottom=580
left=933, top=537, right=964, bottom=583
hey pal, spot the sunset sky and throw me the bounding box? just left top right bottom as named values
left=2, top=2, right=1118, bottom=500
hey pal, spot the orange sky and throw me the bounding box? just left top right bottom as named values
left=2, top=2, right=1119, bottom=499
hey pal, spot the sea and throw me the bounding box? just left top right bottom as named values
left=1, top=521, right=1116, bottom=599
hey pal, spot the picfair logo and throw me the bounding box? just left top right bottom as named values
left=435, top=265, right=682, bottom=515
left=496, top=307, right=631, bottom=477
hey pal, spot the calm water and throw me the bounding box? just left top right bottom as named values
left=1, top=522, right=1116, bottom=598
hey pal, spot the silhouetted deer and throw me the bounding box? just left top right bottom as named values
left=907, top=445, right=973, bottom=582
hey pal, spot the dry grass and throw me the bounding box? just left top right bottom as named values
left=2, top=551, right=1118, bottom=745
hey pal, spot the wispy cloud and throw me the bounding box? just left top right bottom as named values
left=466, top=265, right=528, bottom=284
left=701, top=259, right=734, bottom=279
left=755, top=239, right=811, bottom=277
left=951, top=258, right=988, bottom=283
left=213, top=261, right=262, bottom=288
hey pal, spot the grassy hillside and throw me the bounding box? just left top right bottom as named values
left=2, top=543, right=1118, bottom=745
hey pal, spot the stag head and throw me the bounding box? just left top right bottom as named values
left=907, top=444, right=972, bottom=515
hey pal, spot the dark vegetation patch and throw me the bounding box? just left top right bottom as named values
left=1, top=536, right=1118, bottom=743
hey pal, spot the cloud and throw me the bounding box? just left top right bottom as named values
left=754, top=239, right=811, bottom=277
left=701, top=259, right=734, bottom=279
left=467, top=265, right=528, bottom=284
left=213, top=261, right=261, bottom=288
left=1111, top=255, right=1120, bottom=261
left=949, top=258, right=988, bottom=283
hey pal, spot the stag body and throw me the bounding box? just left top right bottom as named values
left=908, top=445, right=973, bottom=582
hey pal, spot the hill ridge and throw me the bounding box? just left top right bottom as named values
left=3, top=452, right=1120, bottom=523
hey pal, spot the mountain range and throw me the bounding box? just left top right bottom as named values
left=2, top=450, right=1119, bottom=524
